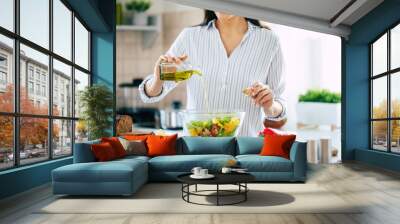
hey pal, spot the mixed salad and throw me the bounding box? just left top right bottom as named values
left=186, top=116, right=241, bottom=137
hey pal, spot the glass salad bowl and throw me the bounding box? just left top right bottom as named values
left=182, top=111, right=245, bottom=137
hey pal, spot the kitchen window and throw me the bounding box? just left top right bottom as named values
left=370, top=22, right=400, bottom=153
left=0, top=0, right=91, bottom=171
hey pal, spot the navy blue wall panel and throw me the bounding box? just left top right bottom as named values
left=344, top=0, right=400, bottom=171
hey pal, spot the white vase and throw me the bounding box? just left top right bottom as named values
left=133, top=12, right=148, bottom=26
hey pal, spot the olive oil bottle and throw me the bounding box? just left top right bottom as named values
left=159, top=62, right=202, bottom=82
left=160, top=70, right=202, bottom=81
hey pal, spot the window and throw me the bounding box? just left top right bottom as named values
left=0, top=0, right=91, bottom=170
left=53, top=119, right=72, bottom=158
left=0, top=54, right=8, bottom=89
left=53, top=59, right=72, bottom=117
left=0, top=71, right=7, bottom=85
left=53, top=0, right=72, bottom=60
left=35, top=70, right=41, bottom=81
left=75, top=18, right=89, bottom=70
left=28, top=81, right=34, bottom=94
left=0, top=35, right=13, bottom=113
left=0, top=116, right=13, bottom=170
left=28, top=67, right=34, bottom=80
left=0, top=54, right=7, bottom=67
left=42, top=85, right=46, bottom=97
left=35, top=84, right=40, bottom=95
left=0, top=0, right=14, bottom=32
left=74, top=69, right=89, bottom=118
left=371, top=23, right=400, bottom=154
left=20, top=0, right=49, bottom=48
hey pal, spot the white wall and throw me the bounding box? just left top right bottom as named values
left=269, top=23, right=342, bottom=130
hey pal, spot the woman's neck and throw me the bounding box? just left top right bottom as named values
left=215, top=17, right=248, bottom=35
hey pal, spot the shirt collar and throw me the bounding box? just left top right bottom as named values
left=207, top=19, right=257, bottom=32
left=206, top=19, right=216, bottom=29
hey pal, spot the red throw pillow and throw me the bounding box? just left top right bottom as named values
left=146, top=134, right=178, bottom=157
left=260, top=134, right=296, bottom=159
left=91, top=142, right=117, bottom=162
left=101, top=137, right=126, bottom=158
left=259, top=128, right=279, bottom=137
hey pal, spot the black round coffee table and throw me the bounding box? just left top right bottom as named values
left=177, top=173, right=255, bottom=206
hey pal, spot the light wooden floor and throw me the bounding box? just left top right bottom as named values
left=1, top=162, right=400, bottom=224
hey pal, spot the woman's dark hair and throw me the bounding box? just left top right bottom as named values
left=198, top=10, right=269, bottom=29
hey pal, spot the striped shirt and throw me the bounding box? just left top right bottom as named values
left=139, top=20, right=286, bottom=136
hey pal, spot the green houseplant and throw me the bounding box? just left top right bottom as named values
left=79, top=84, right=113, bottom=140
left=299, top=89, right=341, bottom=103
left=126, top=0, right=151, bottom=25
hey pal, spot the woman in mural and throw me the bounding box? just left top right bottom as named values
left=139, top=10, right=286, bottom=136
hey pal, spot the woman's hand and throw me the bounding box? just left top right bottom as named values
left=145, top=54, right=187, bottom=97
left=249, top=82, right=283, bottom=118
left=153, top=54, right=188, bottom=81
left=250, top=82, right=274, bottom=108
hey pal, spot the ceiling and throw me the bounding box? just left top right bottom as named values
left=228, top=0, right=353, bottom=22
left=166, top=0, right=384, bottom=37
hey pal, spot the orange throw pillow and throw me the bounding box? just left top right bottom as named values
left=260, top=134, right=296, bottom=159
left=146, top=134, right=178, bottom=157
left=91, top=142, right=117, bottom=162
left=123, top=134, right=152, bottom=141
left=101, top=137, right=126, bottom=158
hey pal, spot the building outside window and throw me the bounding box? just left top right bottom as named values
left=371, top=23, right=400, bottom=154
left=41, top=73, right=46, bottom=83
left=0, top=54, right=7, bottom=88
left=35, top=70, right=40, bottom=81
left=35, top=83, right=40, bottom=95
left=28, top=81, right=34, bottom=94
left=0, top=71, right=7, bottom=87
left=0, top=0, right=91, bottom=170
left=28, top=66, right=34, bottom=80
left=41, top=85, right=46, bottom=97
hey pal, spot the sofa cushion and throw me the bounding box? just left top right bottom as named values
left=119, top=138, right=147, bottom=156
left=178, top=137, right=236, bottom=155
left=236, top=155, right=293, bottom=172
left=53, top=158, right=147, bottom=183
left=147, top=134, right=178, bottom=157
left=91, top=142, right=118, bottom=162
left=149, top=154, right=235, bottom=172
left=236, top=137, right=263, bottom=155
left=101, top=137, right=127, bottom=158
left=260, top=134, right=296, bottom=159
left=73, top=140, right=101, bottom=163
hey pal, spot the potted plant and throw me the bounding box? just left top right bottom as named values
left=296, top=89, right=341, bottom=130
left=126, top=0, right=151, bottom=26
left=79, top=84, right=113, bottom=140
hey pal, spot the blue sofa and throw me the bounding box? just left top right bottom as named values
left=52, top=137, right=307, bottom=196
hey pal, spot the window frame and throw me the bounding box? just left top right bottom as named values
left=0, top=0, right=92, bottom=171
left=370, top=20, right=400, bottom=154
